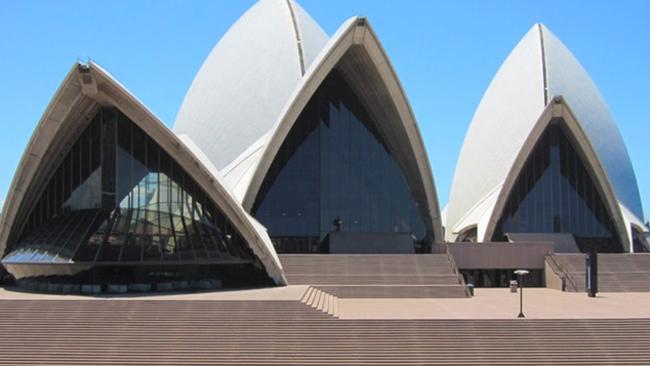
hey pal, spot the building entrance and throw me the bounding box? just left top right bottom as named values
left=460, top=269, right=544, bottom=288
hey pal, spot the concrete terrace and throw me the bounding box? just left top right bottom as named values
left=2, top=286, right=650, bottom=320
left=2, top=285, right=650, bottom=365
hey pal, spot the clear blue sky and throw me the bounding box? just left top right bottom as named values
left=1, top=0, right=648, bottom=220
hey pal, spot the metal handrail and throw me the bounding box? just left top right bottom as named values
left=445, top=244, right=470, bottom=297
left=545, top=254, right=578, bottom=292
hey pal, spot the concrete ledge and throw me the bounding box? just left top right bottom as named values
left=449, top=242, right=554, bottom=269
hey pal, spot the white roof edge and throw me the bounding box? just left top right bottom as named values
left=240, top=16, right=443, bottom=241
left=0, top=62, right=287, bottom=285
left=448, top=183, right=502, bottom=241
left=449, top=96, right=637, bottom=252
left=220, top=132, right=271, bottom=178
left=540, top=24, right=644, bottom=220
left=91, top=63, right=287, bottom=285
left=177, top=134, right=223, bottom=180
left=217, top=132, right=272, bottom=203
left=620, top=202, right=648, bottom=233
left=445, top=24, right=546, bottom=235
left=173, top=0, right=328, bottom=171
left=480, top=98, right=631, bottom=250
left=448, top=23, right=645, bottom=246
left=0, top=62, right=83, bottom=256
left=240, top=16, right=359, bottom=212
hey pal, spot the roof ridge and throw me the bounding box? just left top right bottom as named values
left=285, top=0, right=306, bottom=75
left=537, top=23, right=549, bottom=105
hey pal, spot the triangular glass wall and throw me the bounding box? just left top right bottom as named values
left=251, top=71, right=428, bottom=253
left=4, top=108, right=263, bottom=284
left=492, top=119, right=623, bottom=252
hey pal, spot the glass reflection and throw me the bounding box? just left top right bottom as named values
left=493, top=121, right=623, bottom=252
left=253, top=71, right=428, bottom=253
left=6, top=108, right=253, bottom=264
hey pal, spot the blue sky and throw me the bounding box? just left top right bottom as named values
left=1, top=0, right=648, bottom=220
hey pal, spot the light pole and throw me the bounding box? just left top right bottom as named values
left=514, top=269, right=529, bottom=318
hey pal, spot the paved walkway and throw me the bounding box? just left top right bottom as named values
left=0, top=285, right=308, bottom=301
left=2, top=286, right=650, bottom=319
left=338, top=288, right=650, bottom=319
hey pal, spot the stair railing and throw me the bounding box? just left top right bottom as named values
left=545, top=254, right=578, bottom=292
left=445, top=244, right=471, bottom=297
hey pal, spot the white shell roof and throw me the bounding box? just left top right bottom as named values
left=0, top=62, right=287, bottom=285
left=203, top=14, right=443, bottom=240
left=543, top=28, right=643, bottom=220
left=446, top=23, right=644, bottom=240
left=237, top=16, right=443, bottom=240
left=173, top=0, right=328, bottom=170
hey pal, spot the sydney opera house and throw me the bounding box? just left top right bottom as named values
left=445, top=24, right=647, bottom=255
left=0, top=0, right=647, bottom=293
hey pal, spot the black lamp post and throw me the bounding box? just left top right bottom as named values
left=514, top=269, right=529, bottom=318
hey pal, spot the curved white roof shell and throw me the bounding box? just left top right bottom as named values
left=446, top=24, right=645, bottom=248
left=0, top=62, right=286, bottom=284
left=224, top=16, right=443, bottom=241
left=173, top=1, right=442, bottom=240
left=174, top=0, right=328, bottom=170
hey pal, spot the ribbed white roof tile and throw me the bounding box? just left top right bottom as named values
left=174, top=0, right=328, bottom=170
left=446, top=23, right=645, bottom=241
left=542, top=25, right=643, bottom=219
left=446, top=25, right=545, bottom=238
left=0, top=62, right=287, bottom=285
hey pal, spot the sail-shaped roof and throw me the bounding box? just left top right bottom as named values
left=238, top=17, right=443, bottom=241
left=174, top=0, right=328, bottom=171
left=446, top=24, right=645, bottom=247
left=0, top=62, right=286, bottom=285
left=173, top=1, right=442, bottom=243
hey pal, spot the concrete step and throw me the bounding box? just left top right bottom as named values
left=0, top=299, right=649, bottom=364
left=314, top=285, right=468, bottom=298
left=301, top=286, right=339, bottom=317
left=280, top=254, right=468, bottom=298
left=554, top=254, right=650, bottom=292
left=285, top=274, right=460, bottom=285
left=300, top=286, right=314, bottom=303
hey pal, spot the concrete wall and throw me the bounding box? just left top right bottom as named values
left=328, top=232, right=415, bottom=254
left=545, top=261, right=564, bottom=290
left=448, top=242, right=555, bottom=270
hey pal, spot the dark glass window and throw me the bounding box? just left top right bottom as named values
left=252, top=71, right=428, bottom=253
left=492, top=121, right=623, bottom=252
left=6, top=108, right=254, bottom=265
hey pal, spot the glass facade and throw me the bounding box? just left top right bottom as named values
left=492, top=121, right=623, bottom=252
left=252, top=71, right=428, bottom=253
left=5, top=108, right=255, bottom=267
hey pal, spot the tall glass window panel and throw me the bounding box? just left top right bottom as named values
left=9, top=108, right=254, bottom=265
left=253, top=71, right=428, bottom=253
left=493, top=121, right=622, bottom=252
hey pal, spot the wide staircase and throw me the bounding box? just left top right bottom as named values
left=552, top=253, right=650, bottom=292
left=1, top=299, right=650, bottom=365
left=280, top=254, right=469, bottom=298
